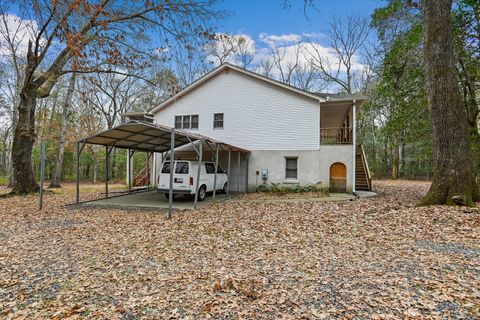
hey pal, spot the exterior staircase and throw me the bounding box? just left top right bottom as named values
left=355, top=145, right=372, bottom=191
left=132, top=166, right=150, bottom=187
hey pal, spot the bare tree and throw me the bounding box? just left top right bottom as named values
left=49, top=72, right=76, bottom=188
left=235, top=36, right=256, bottom=68
left=268, top=41, right=326, bottom=92
left=79, top=72, right=144, bottom=129
left=292, top=62, right=322, bottom=92
left=172, top=46, right=209, bottom=88
left=205, top=34, right=239, bottom=66
left=205, top=33, right=256, bottom=68
left=271, top=41, right=300, bottom=85
left=255, top=58, right=274, bottom=78
left=306, top=16, right=370, bottom=93
left=1, top=0, right=218, bottom=194
left=0, top=13, right=27, bottom=186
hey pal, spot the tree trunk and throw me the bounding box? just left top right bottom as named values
left=391, top=136, right=400, bottom=180
left=419, top=0, right=479, bottom=206
left=111, top=148, right=117, bottom=180
left=11, top=87, right=39, bottom=194
left=470, top=127, right=480, bottom=197
left=8, top=106, right=18, bottom=188
left=400, top=142, right=405, bottom=176
left=85, top=162, right=90, bottom=180
left=50, top=73, right=76, bottom=188
left=382, top=136, right=388, bottom=178
left=93, top=159, right=97, bottom=183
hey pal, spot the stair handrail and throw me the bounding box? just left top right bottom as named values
left=133, top=165, right=149, bottom=186
left=358, top=144, right=372, bottom=190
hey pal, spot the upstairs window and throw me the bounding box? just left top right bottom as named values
left=182, top=115, right=191, bottom=129
left=213, top=113, right=224, bottom=129
left=174, top=116, right=182, bottom=129
left=285, top=157, right=298, bottom=180
left=191, top=115, right=199, bottom=129
left=174, top=114, right=199, bottom=129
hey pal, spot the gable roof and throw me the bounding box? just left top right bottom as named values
left=149, top=63, right=324, bottom=114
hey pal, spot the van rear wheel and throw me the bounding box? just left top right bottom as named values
left=222, top=182, right=228, bottom=194
left=198, top=186, right=206, bottom=201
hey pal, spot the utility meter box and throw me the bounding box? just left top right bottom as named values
left=261, top=169, right=268, bottom=180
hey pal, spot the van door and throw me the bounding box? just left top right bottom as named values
left=216, top=165, right=227, bottom=190
left=159, top=161, right=172, bottom=190
left=204, top=162, right=215, bottom=192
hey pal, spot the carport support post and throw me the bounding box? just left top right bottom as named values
left=237, top=152, right=240, bottom=192
left=168, top=129, right=175, bottom=219
left=227, top=149, right=231, bottom=195
left=105, top=146, right=109, bottom=198
left=153, top=153, right=157, bottom=189
left=146, top=152, right=150, bottom=191
left=127, top=149, right=135, bottom=193
left=76, top=142, right=83, bottom=204
left=213, top=143, right=219, bottom=200
left=39, top=143, right=45, bottom=210
left=245, top=155, right=249, bottom=192
left=193, top=140, right=203, bottom=209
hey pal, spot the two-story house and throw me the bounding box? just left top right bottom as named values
left=144, top=63, right=371, bottom=193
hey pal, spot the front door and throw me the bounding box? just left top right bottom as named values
left=330, top=162, right=347, bottom=192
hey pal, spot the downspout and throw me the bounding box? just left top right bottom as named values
left=352, top=100, right=356, bottom=195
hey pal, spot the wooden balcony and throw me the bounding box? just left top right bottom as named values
left=320, top=127, right=352, bottom=145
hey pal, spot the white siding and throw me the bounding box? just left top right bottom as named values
left=154, top=70, right=320, bottom=150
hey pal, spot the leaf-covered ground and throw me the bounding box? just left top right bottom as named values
left=0, top=180, right=479, bottom=319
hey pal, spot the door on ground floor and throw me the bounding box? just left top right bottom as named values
left=330, top=162, right=346, bottom=192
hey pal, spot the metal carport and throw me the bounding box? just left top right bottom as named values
left=76, top=120, right=249, bottom=218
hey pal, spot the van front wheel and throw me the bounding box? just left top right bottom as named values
left=198, top=186, right=207, bottom=201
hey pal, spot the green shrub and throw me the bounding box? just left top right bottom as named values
left=0, top=176, right=8, bottom=186
left=256, top=182, right=328, bottom=195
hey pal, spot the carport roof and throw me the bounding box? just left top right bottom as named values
left=78, top=120, right=250, bottom=154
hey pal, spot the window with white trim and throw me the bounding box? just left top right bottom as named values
left=191, top=115, right=199, bottom=129
left=174, top=116, right=182, bottom=129
left=213, top=113, right=224, bottom=129
left=174, top=114, right=199, bottom=129
left=285, top=157, right=298, bottom=180
left=182, top=115, right=190, bottom=129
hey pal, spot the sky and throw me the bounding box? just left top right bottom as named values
left=0, top=0, right=386, bottom=93
left=197, top=0, right=384, bottom=92
left=217, top=0, right=383, bottom=43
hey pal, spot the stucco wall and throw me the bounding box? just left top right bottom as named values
left=247, top=146, right=354, bottom=192
left=153, top=145, right=355, bottom=193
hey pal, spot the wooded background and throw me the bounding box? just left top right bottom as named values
left=0, top=0, right=478, bottom=188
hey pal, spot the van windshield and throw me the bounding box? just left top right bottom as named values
left=175, top=162, right=189, bottom=174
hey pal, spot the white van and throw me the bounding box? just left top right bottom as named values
left=157, top=161, right=228, bottom=201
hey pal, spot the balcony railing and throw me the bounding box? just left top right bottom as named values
left=320, top=127, right=352, bottom=144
